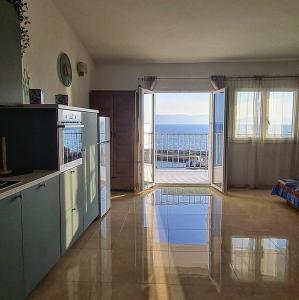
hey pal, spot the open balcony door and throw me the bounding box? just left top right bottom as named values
left=210, top=88, right=228, bottom=193
left=138, top=87, right=155, bottom=191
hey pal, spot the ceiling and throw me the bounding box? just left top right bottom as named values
left=53, top=0, right=299, bottom=63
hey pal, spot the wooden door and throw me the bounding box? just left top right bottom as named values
left=112, top=91, right=136, bottom=190
left=90, top=91, right=137, bottom=191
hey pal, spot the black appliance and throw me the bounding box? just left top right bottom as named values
left=0, top=180, right=20, bottom=190
left=0, top=106, right=84, bottom=172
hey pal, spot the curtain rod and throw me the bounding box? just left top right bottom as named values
left=139, top=75, right=299, bottom=80
left=227, top=75, right=299, bottom=79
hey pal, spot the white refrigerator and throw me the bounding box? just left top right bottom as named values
left=99, top=117, right=111, bottom=217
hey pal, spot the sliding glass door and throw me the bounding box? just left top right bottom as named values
left=139, top=88, right=155, bottom=191
left=210, top=89, right=228, bottom=193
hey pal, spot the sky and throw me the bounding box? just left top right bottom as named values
left=155, top=93, right=210, bottom=116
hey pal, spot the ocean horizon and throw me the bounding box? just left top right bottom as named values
left=156, top=123, right=209, bottom=134
left=155, top=124, right=209, bottom=150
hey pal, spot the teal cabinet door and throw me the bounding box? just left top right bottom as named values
left=82, top=112, right=99, bottom=229
left=22, top=176, right=61, bottom=296
left=60, top=165, right=84, bottom=254
left=0, top=193, right=24, bottom=300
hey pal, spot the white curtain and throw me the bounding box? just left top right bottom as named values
left=226, top=77, right=299, bottom=188
left=139, top=76, right=157, bottom=90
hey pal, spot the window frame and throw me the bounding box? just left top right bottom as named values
left=233, top=88, right=298, bottom=142
left=232, top=88, right=263, bottom=141
left=263, top=88, right=297, bottom=141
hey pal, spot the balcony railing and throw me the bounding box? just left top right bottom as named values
left=155, top=133, right=209, bottom=169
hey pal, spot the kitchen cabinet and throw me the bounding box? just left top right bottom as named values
left=60, top=165, right=84, bottom=254
left=0, top=192, right=24, bottom=300
left=90, top=91, right=137, bottom=191
left=82, top=112, right=99, bottom=230
left=22, top=176, right=60, bottom=296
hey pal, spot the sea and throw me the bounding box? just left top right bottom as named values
left=155, top=124, right=209, bottom=150
left=154, top=123, right=292, bottom=168
left=156, top=124, right=209, bottom=136
left=155, top=124, right=209, bottom=168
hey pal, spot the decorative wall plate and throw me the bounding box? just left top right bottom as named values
left=58, top=53, right=72, bottom=87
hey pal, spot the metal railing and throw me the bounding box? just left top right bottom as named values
left=155, top=133, right=209, bottom=169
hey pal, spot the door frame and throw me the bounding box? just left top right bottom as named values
left=210, top=88, right=228, bottom=193
left=154, top=91, right=212, bottom=187
left=138, top=87, right=156, bottom=191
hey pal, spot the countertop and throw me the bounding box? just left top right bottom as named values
left=0, top=170, right=61, bottom=200
left=0, top=104, right=99, bottom=114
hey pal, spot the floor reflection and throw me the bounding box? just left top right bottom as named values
left=30, top=187, right=299, bottom=300
left=140, top=188, right=297, bottom=299
left=231, top=237, right=288, bottom=283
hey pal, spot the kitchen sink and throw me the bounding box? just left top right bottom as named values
left=0, top=181, right=21, bottom=190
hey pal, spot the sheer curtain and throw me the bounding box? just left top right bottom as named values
left=226, top=77, right=299, bottom=188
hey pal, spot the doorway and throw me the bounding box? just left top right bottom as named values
left=155, top=92, right=210, bottom=185
left=139, top=88, right=228, bottom=192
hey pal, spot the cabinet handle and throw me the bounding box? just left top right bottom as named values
left=39, top=183, right=46, bottom=188
left=81, top=148, right=86, bottom=152
left=72, top=208, right=77, bottom=211
left=71, top=170, right=75, bottom=174
left=14, top=194, right=23, bottom=200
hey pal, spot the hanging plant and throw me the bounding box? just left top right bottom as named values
left=6, top=0, right=30, bottom=56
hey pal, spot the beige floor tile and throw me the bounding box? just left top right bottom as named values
left=30, top=187, right=299, bottom=300
left=29, top=281, right=95, bottom=300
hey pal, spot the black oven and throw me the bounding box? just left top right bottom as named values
left=58, top=109, right=84, bottom=171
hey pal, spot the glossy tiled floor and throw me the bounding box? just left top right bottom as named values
left=29, top=188, right=299, bottom=300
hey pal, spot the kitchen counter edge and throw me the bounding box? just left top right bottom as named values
left=0, top=104, right=99, bottom=114
left=0, top=171, right=61, bottom=201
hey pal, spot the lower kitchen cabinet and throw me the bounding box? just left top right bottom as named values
left=0, top=192, right=24, bottom=300
left=0, top=165, right=94, bottom=298
left=60, top=165, right=84, bottom=254
left=22, top=176, right=60, bottom=296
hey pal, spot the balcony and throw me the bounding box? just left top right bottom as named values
left=155, top=133, right=209, bottom=184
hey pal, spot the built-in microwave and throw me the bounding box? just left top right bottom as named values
left=58, top=109, right=84, bottom=171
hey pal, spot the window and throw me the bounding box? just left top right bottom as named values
left=234, top=91, right=261, bottom=139
left=234, top=89, right=296, bottom=140
left=266, top=91, right=295, bottom=139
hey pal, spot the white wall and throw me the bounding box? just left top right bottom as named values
left=22, top=0, right=95, bottom=107
left=92, top=61, right=299, bottom=91
left=92, top=61, right=299, bottom=187
left=3, top=0, right=297, bottom=188
left=0, top=1, right=23, bottom=105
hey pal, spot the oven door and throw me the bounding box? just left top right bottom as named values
left=58, top=124, right=84, bottom=171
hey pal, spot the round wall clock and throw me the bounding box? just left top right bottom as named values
left=58, top=53, right=72, bottom=87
